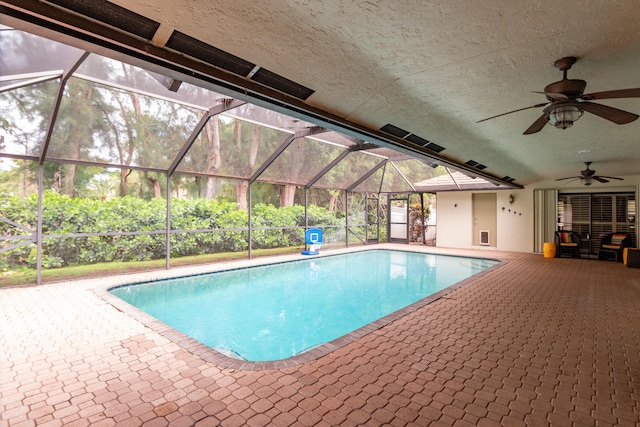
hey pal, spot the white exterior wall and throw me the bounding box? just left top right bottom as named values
left=435, top=192, right=473, bottom=249
left=434, top=175, right=640, bottom=254
left=435, top=188, right=533, bottom=253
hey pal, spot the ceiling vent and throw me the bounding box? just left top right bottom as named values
left=41, top=0, right=315, bottom=100
left=424, top=142, right=445, bottom=153
left=380, top=124, right=446, bottom=153
left=501, top=176, right=516, bottom=183
left=45, top=0, right=160, bottom=40
left=380, top=124, right=410, bottom=138
left=405, top=134, right=430, bottom=146
left=166, top=31, right=313, bottom=100
left=166, top=31, right=255, bottom=77
left=465, top=160, right=487, bottom=170
left=249, top=68, right=314, bottom=101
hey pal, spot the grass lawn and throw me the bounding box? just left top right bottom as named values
left=1, top=246, right=305, bottom=288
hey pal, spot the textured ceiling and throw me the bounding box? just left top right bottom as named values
left=8, top=0, right=640, bottom=187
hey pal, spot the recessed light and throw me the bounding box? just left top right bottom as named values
left=578, top=149, right=591, bottom=154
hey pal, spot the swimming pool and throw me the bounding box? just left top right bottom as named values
left=109, top=249, right=498, bottom=362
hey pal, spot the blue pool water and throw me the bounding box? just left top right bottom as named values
left=110, top=250, right=498, bottom=362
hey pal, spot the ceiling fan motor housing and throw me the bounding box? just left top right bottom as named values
left=580, top=163, right=597, bottom=186
left=544, top=79, right=587, bottom=100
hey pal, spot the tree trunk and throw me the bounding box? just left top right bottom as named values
left=153, top=179, right=161, bottom=198
left=204, top=115, right=221, bottom=199
left=62, top=164, right=78, bottom=197
left=60, top=82, right=94, bottom=196
left=145, top=173, right=162, bottom=198
left=53, top=166, right=62, bottom=192
left=328, top=191, right=338, bottom=212
left=123, top=66, right=160, bottom=198
left=119, top=169, right=127, bottom=196
left=249, top=126, right=260, bottom=166
left=277, top=138, right=304, bottom=207
left=279, top=184, right=297, bottom=207
left=236, top=125, right=262, bottom=209
left=108, top=90, right=136, bottom=197
left=205, top=176, right=216, bottom=199
left=236, top=180, right=249, bottom=211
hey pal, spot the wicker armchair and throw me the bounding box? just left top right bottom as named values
left=555, top=230, right=581, bottom=258
left=598, top=233, right=631, bottom=262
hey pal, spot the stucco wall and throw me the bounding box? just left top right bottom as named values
left=435, top=175, right=640, bottom=254
left=435, top=189, right=534, bottom=253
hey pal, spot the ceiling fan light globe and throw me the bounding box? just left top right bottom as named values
left=549, top=105, right=583, bottom=129
left=554, top=120, right=574, bottom=129
left=580, top=176, right=593, bottom=186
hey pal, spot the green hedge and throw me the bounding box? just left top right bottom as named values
left=0, top=191, right=343, bottom=269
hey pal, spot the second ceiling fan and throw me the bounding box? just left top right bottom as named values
left=478, top=57, right=640, bottom=134
left=555, top=162, right=623, bottom=186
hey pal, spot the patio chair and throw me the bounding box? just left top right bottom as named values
left=598, top=232, right=631, bottom=262
left=554, top=230, right=581, bottom=258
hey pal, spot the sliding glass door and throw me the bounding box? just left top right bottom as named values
left=558, top=192, right=636, bottom=257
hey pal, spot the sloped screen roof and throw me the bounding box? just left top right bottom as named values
left=0, top=24, right=496, bottom=193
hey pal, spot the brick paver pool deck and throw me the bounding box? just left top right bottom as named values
left=2, top=245, right=640, bottom=426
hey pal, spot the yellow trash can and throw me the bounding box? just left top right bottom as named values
left=543, top=242, right=556, bottom=259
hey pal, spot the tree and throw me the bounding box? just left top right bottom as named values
left=235, top=123, right=261, bottom=210
left=96, top=63, right=200, bottom=199
left=274, top=137, right=305, bottom=207
left=1, top=77, right=108, bottom=196
left=327, top=189, right=341, bottom=212
left=0, top=130, right=37, bottom=197
left=204, top=115, right=221, bottom=199
left=55, top=80, right=108, bottom=196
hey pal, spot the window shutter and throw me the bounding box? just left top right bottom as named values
left=558, top=192, right=636, bottom=253
left=591, top=195, right=613, bottom=238
left=558, top=195, right=590, bottom=236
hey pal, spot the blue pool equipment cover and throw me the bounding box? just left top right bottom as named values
left=301, top=228, right=323, bottom=255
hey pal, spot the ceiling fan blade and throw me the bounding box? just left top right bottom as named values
left=581, top=88, right=640, bottom=100
left=532, top=91, right=568, bottom=100
left=593, top=176, right=610, bottom=183
left=595, top=175, right=624, bottom=181
left=580, top=102, right=639, bottom=124
left=555, top=176, right=580, bottom=181
left=476, top=102, right=548, bottom=123
left=523, top=114, right=549, bottom=134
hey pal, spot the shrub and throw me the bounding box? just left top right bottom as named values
left=0, top=192, right=343, bottom=269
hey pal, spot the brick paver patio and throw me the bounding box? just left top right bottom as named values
left=2, top=245, right=640, bottom=426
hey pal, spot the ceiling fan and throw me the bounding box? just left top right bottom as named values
left=555, top=162, right=623, bottom=186
left=478, top=57, right=640, bottom=134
